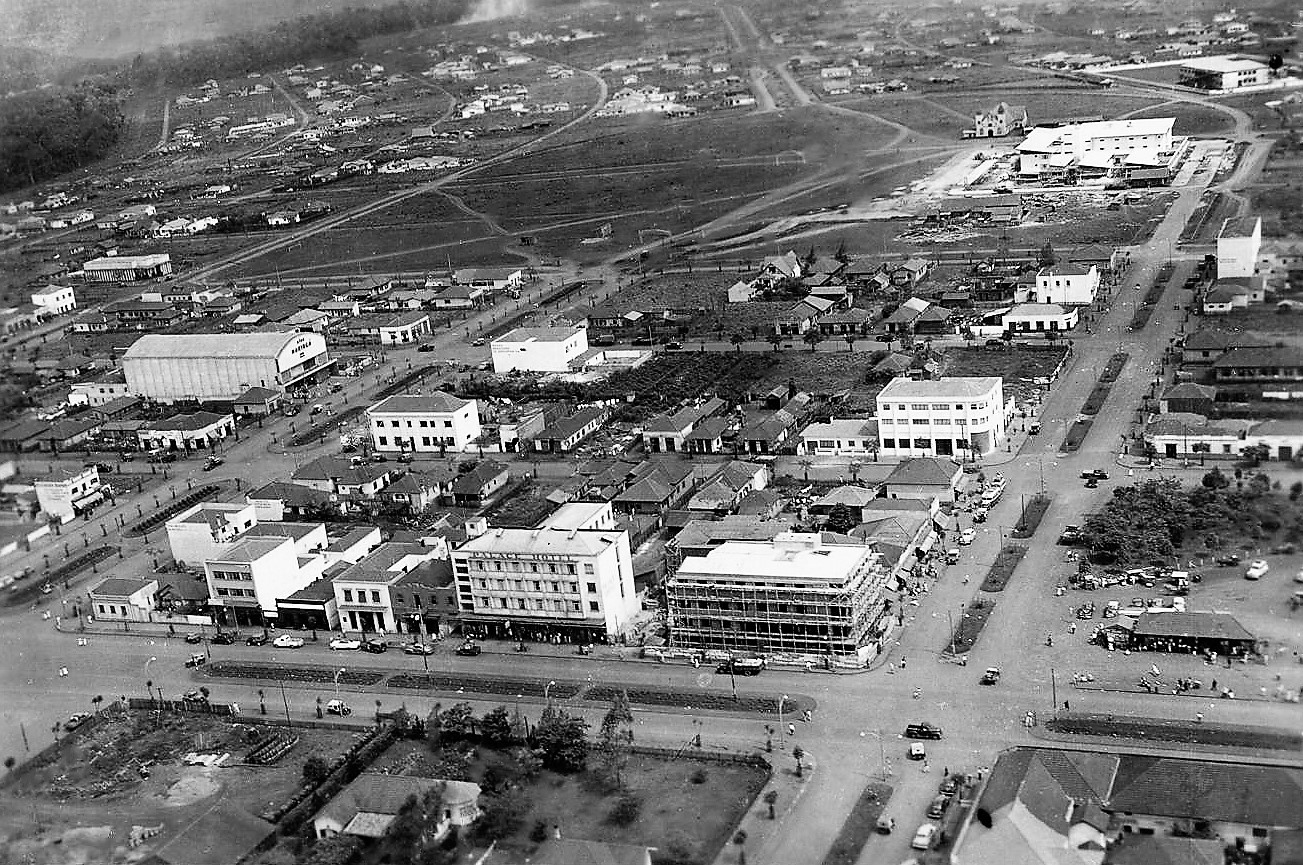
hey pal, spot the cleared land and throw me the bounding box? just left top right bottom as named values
left=931, top=88, right=1163, bottom=124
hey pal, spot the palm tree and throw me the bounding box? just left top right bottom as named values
left=802, top=330, right=822, bottom=353
left=731, top=333, right=745, bottom=353
left=792, top=745, right=805, bottom=777
left=844, top=332, right=856, bottom=352
left=865, top=439, right=879, bottom=463
left=763, top=790, right=778, bottom=819
left=849, top=461, right=862, bottom=483
left=799, top=460, right=812, bottom=482
left=1191, top=442, right=1210, bottom=466
left=91, top=695, right=103, bottom=715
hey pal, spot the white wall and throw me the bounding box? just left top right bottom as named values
left=491, top=330, right=589, bottom=373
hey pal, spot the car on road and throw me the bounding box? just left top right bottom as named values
left=874, top=816, right=895, bottom=835
left=403, top=642, right=437, bottom=655
left=184, top=653, right=206, bottom=668
left=908, top=742, right=927, bottom=761
left=329, top=638, right=361, bottom=651
left=211, top=631, right=236, bottom=645
left=1058, top=525, right=1083, bottom=545
left=716, top=658, right=765, bottom=676
left=927, top=794, right=950, bottom=819
left=325, top=699, right=352, bottom=716
left=938, top=776, right=959, bottom=797
left=272, top=634, right=305, bottom=648
left=959, top=528, right=976, bottom=545
left=203, top=456, right=223, bottom=471
left=184, top=632, right=204, bottom=644
left=1104, top=600, right=1121, bottom=618
left=912, top=823, right=938, bottom=850
left=664, top=341, right=683, bottom=351
left=472, top=337, right=487, bottom=347
left=1245, top=560, right=1269, bottom=580
left=361, top=639, right=388, bottom=654
left=980, top=667, right=1001, bottom=685
left=246, top=633, right=269, bottom=646
left=905, top=723, right=943, bottom=740
left=1081, top=469, right=1109, bottom=480
left=455, top=641, right=482, bottom=656
left=65, top=712, right=91, bottom=731
left=180, top=689, right=207, bottom=702
left=1214, top=554, right=1241, bottom=567
left=1028, top=421, right=1041, bottom=435
left=1085, top=477, right=1099, bottom=488
left=417, top=344, right=436, bottom=352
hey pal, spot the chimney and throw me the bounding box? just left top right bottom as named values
left=464, top=517, right=487, bottom=539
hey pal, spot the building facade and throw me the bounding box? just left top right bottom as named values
left=1032, top=264, right=1099, bottom=305
left=666, top=532, right=892, bottom=663
left=491, top=326, right=589, bottom=373
left=123, top=331, right=331, bottom=401
left=1178, top=56, right=1270, bottom=90
left=1017, top=118, right=1174, bottom=176
left=30, top=285, right=76, bottom=315
left=875, top=376, right=1009, bottom=458
left=367, top=393, right=482, bottom=453
left=82, top=254, right=173, bottom=282
left=451, top=504, right=638, bottom=643
left=1217, top=215, right=1262, bottom=279
left=35, top=466, right=104, bottom=522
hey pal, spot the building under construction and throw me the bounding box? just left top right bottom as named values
left=665, top=532, right=894, bottom=665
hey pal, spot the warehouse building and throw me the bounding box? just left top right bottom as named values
left=81, top=254, right=173, bottom=282
left=122, top=331, right=332, bottom=402
left=1178, top=56, right=1270, bottom=91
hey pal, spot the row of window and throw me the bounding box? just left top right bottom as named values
left=813, top=439, right=867, bottom=449
left=476, top=596, right=598, bottom=613
left=341, top=588, right=383, bottom=604
left=376, top=419, right=455, bottom=428
left=210, top=569, right=252, bottom=582
left=376, top=436, right=458, bottom=446
left=881, top=438, right=971, bottom=449
left=475, top=578, right=597, bottom=594
left=468, top=559, right=585, bottom=575
left=215, top=587, right=255, bottom=597
left=897, top=403, right=986, bottom=411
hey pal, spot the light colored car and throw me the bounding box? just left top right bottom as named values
left=329, top=637, right=361, bottom=651
left=959, top=528, right=976, bottom=545
left=1245, top=560, right=1269, bottom=580
left=908, top=742, right=927, bottom=761
left=912, top=823, right=938, bottom=850
left=272, top=634, right=305, bottom=648
left=1294, top=571, right=1303, bottom=584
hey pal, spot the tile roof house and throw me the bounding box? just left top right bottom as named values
left=1103, top=835, right=1223, bottom=865
left=312, top=774, right=480, bottom=841
left=687, top=417, right=731, bottom=455
left=883, top=458, right=964, bottom=502
left=1211, top=346, right=1303, bottom=384
left=1180, top=329, right=1272, bottom=365
left=450, top=460, right=509, bottom=507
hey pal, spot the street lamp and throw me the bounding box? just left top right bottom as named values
left=544, top=680, right=557, bottom=705
left=778, top=694, right=789, bottom=744
left=334, top=668, right=345, bottom=698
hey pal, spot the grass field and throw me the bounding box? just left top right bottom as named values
left=931, top=89, right=1162, bottom=124
left=1126, top=102, right=1235, bottom=136
left=835, top=95, right=970, bottom=141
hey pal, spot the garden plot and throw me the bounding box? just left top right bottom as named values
left=940, top=346, right=1068, bottom=403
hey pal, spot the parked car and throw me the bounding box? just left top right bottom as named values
left=325, top=699, right=352, bottom=716
left=1080, top=469, right=1109, bottom=480
left=1245, top=560, right=1269, bottom=580
left=455, top=641, right=482, bottom=656
left=184, top=653, right=206, bottom=668
left=361, top=639, right=387, bottom=654
left=203, top=456, right=224, bottom=471
left=875, top=816, right=896, bottom=835
left=959, top=528, right=976, bottom=545
left=912, top=823, right=938, bottom=850
left=272, top=634, right=305, bottom=648
left=1058, top=525, right=1083, bottom=545
left=980, top=667, right=1001, bottom=685
left=972, top=506, right=988, bottom=523
left=417, top=344, right=436, bottom=352
left=1214, top=554, right=1241, bottom=567
left=65, top=712, right=92, bottom=731
left=403, top=642, right=437, bottom=655
left=245, top=633, right=269, bottom=646
left=211, top=631, right=237, bottom=645
left=329, top=637, right=361, bottom=651
left=908, top=742, right=927, bottom=761
left=927, top=794, right=949, bottom=819
left=716, top=658, right=765, bottom=676
left=183, top=632, right=204, bottom=644
left=181, top=689, right=207, bottom=702
left=472, top=337, right=487, bottom=347
left=905, top=723, right=943, bottom=739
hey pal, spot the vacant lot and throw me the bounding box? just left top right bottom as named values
left=0, top=707, right=360, bottom=865
left=835, top=94, right=971, bottom=141
left=1126, top=102, right=1235, bottom=136
left=932, top=88, right=1162, bottom=124
left=940, top=346, right=1068, bottom=399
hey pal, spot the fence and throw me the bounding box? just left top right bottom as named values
left=628, top=744, right=772, bottom=771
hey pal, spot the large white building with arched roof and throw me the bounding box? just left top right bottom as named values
left=122, top=331, right=331, bottom=402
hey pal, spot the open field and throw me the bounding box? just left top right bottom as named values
left=1125, top=101, right=1236, bottom=136
left=931, top=89, right=1163, bottom=124
left=940, top=346, right=1069, bottom=402
left=835, top=95, right=972, bottom=141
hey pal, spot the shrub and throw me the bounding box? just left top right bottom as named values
left=690, top=767, right=708, bottom=784
left=302, top=755, right=331, bottom=786
left=529, top=821, right=549, bottom=844
left=607, top=792, right=643, bottom=826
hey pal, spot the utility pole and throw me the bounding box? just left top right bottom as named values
left=1051, top=667, right=1058, bottom=712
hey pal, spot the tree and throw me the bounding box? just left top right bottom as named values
left=479, top=706, right=514, bottom=746
left=730, top=332, right=745, bottom=353
left=91, top=695, right=103, bottom=714
left=834, top=240, right=850, bottom=264
left=1290, top=481, right=1303, bottom=502
left=763, top=790, right=778, bottom=819
left=596, top=690, right=635, bottom=789
left=3, top=757, right=14, bottom=774
left=792, top=745, right=805, bottom=777
left=768, top=332, right=782, bottom=352
left=1191, top=442, right=1211, bottom=466
left=1248, top=472, right=1272, bottom=498
left=802, top=329, right=823, bottom=353
left=606, top=791, right=642, bottom=825
left=1038, top=242, right=1057, bottom=268
left=303, top=755, right=331, bottom=785
left=297, top=834, right=360, bottom=865
left=533, top=705, right=589, bottom=772
left=472, top=787, right=530, bottom=842
left=438, top=702, right=477, bottom=741
left=1202, top=468, right=1229, bottom=489
left=1242, top=444, right=1270, bottom=466
left=381, top=787, right=445, bottom=864
left=799, top=459, right=813, bottom=482
left=825, top=503, right=857, bottom=534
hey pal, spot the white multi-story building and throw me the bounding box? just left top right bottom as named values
left=332, top=542, right=442, bottom=634
left=875, top=376, right=1010, bottom=459
left=367, top=392, right=482, bottom=453
left=491, top=326, right=589, bottom=374
left=1017, top=118, right=1174, bottom=176
left=451, top=503, right=638, bottom=643
left=123, top=331, right=331, bottom=402
left=30, top=284, right=76, bottom=315
left=800, top=419, right=878, bottom=457
left=666, top=532, right=893, bottom=664
left=205, top=536, right=325, bottom=626
left=1217, top=215, right=1262, bottom=279
left=1031, top=264, right=1099, bottom=305
left=35, top=466, right=103, bottom=522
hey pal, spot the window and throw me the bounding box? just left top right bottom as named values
left=444, top=420, right=452, bottom=428
left=910, top=403, right=928, bottom=411
left=583, top=564, right=594, bottom=575
left=589, top=601, right=600, bottom=611
left=587, top=582, right=597, bottom=593
left=422, top=437, right=431, bottom=446
left=912, top=418, right=929, bottom=425
left=882, top=438, right=895, bottom=448
left=378, top=436, right=388, bottom=446
left=572, top=601, right=582, bottom=611
left=370, top=591, right=380, bottom=603
left=390, top=420, right=399, bottom=427
left=931, top=404, right=948, bottom=411
left=519, top=598, right=527, bottom=609
left=393, top=593, right=404, bottom=605
left=913, top=437, right=930, bottom=448
left=343, top=589, right=353, bottom=602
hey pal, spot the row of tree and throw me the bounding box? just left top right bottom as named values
left=0, top=83, right=125, bottom=192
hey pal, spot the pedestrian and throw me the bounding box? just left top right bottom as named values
left=787, top=723, right=795, bottom=737
left=1063, top=700, right=1070, bottom=711
left=1211, top=679, right=1217, bottom=691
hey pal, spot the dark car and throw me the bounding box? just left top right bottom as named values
left=361, top=639, right=387, bottom=654
left=1058, top=526, right=1083, bottom=545
left=1214, top=554, right=1241, bottom=567
left=418, top=344, right=436, bottom=352
left=455, top=642, right=482, bottom=657
left=905, top=723, right=943, bottom=740
left=1080, top=469, right=1109, bottom=480
left=927, top=794, right=950, bottom=819
left=246, top=633, right=269, bottom=646
left=211, top=631, right=236, bottom=644
left=184, top=632, right=204, bottom=644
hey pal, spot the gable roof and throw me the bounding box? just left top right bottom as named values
left=886, top=457, right=959, bottom=486
left=1105, top=835, right=1223, bottom=865
left=1107, top=755, right=1303, bottom=827
left=369, top=392, right=471, bottom=415
left=1212, top=345, right=1303, bottom=368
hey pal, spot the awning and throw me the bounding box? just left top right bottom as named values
left=72, top=490, right=104, bottom=510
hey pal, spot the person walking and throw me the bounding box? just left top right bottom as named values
left=787, top=723, right=796, bottom=737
